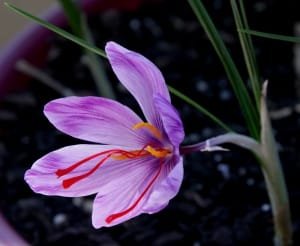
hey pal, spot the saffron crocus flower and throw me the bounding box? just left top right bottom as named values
left=25, top=42, right=185, bottom=228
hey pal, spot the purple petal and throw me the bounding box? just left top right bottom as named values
left=44, top=96, right=147, bottom=147
left=142, top=158, right=183, bottom=213
left=25, top=144, right=119, bottom=197
left=25, top=144, right=159, bottom=198
left=154, top=94, right=184, bottom=147
left=105, top=41, right=170, bottom=128
left=91, top=158, right=163, bottom=228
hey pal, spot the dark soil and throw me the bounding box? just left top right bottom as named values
left=1, top=0, right=300, bottom=245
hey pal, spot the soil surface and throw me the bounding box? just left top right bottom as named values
left=1, top=0, right=300, bottom=245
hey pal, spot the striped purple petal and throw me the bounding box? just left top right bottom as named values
left=105, top=41, right=170, bottom=130
left=44, top=96, right=147, bottom=147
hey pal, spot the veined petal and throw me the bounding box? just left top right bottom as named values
left=154, top=94, right=184, bottom=147
left=142, top=157, right=183, bottom=214
left=25, top=144, right=118, bottom=197
left=25, top=144, right=158, bottom=197
left=92, top=157, right=164, bottom=228
left=105, top=41, right=170, bottom=128
left=44, top=96, right=146, bottom=147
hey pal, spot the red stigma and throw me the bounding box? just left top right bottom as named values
left=105, top=160, right=163, bottom=224
left=61, top=153, right=113, bottom=188
left=55, top=147, right=149, bottom=189
left=55, top=149, right=114, bottom=178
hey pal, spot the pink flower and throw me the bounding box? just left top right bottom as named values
left=25, top=42, right=185, bottom=228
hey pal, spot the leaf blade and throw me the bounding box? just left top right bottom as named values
left=239, top=29, right=300, bottom=43
left=58, top=0, right=115, bottom=98
left=168, top=85, right=233, bottom=132
left=188, top=0, right=260, bottom=139
left=4, top=2, right=107, bottom=58
left=231, top=0, right=261, bottom=110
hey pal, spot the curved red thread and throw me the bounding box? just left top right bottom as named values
left=105, top=160, right=163, bottom=224
left=55, top=149, right=118, bottom=177
left=58, top=146, right=152, bottom=189
left=62, top=153, right=114, bottom=188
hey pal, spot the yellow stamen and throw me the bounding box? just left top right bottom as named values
left=145, top=145, right=170, bottom=158
left=133, top=122, right=162, bottom=139
left=111, top=150, right=146, bottom=160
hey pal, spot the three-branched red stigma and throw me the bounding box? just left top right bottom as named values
left=54, top=122, right=172, bottom=224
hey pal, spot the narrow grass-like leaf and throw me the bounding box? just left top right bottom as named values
left=188, top=0, right=259, bottom=139
left=58, top=0, right=115, bottom=98
left=58, top=0, right=83, bottom=37
left=168, top=86, right=232, bottom=132
left=238, top=0, right=260, bottom=78
left=231, top=0, right=261, bottom=111
left=81, top=16, right=116, bottom=99
left=5, top=1, right=240, bottom=133
left=4, top=2, right=107, bottom=58
left=240, top=29, right=300, bottom=43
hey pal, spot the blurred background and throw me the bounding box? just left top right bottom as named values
left=0, top=0, right=299, bottom=245
left=0, top=0, right=52, bottom=48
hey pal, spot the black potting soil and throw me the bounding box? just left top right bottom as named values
left=1, top=0, right=300, bottom=245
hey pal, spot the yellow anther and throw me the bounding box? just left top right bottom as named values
left=133, top=122, right=162, bottom=139
left=145, top=146, right=170, bottom=158
left=111, top=150, right=146, bottom=160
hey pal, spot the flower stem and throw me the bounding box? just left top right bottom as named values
left=180, top=133, right=261, bottom=155
left=260, top=82, right=292, bottom=245
left=261, top=162, right=292, bottom=246
left=181, top=129, right=292, bottom=245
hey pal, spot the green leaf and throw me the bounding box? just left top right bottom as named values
left=5, top=1, right=244, bottom=134
left=239, top=29, right=300, bottom=43
left=58, top=0, right=115, bottom=99
left=230, top=0, right=261, bottom=111
left=4, top=2, right=107, bottom=58
left=80, top=16, right=116, bottom=99
left=188, top=0, right=260, bottom=139
left=58, top=0, right=83, bottom=38
left=168, top=86, right=232, bottom=132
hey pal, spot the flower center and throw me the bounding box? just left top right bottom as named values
left=132, top=122, right=171, bottom=158
left=54, top=147, right=166, bottom=224
left=145, top=145, right=171, bottom=158
left=53, top=122, right=171, bottom=224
